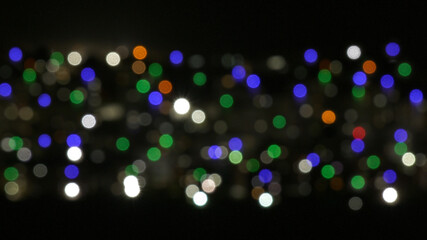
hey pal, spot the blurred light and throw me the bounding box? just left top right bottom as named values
left=293, top=83, right=307, bottom=98
left=228, top=137, right=243, bottom=151
left=352, top=126, right=366, bottom=140
left=188, top=54, right=205, bottom=69
left=147, top=147, right=161, bottom=161
left=148, top=91, right=163, bottom=105
left=159, top=134, right=173, bottom=148
left=258, top=192, right=273, bottom=208
left=318, top=69, right=332, bottom=84
left=394, top=142, right=407, bottom=156
left=173, top=98, right=190, bottom=114
left=17, top=147, right=31, bottom=161
left=106, top=52, right=121, bottom=66
left=229, top=150, right=243, bottom=164
left=193, top=72, right=207, bottom=86
left=81, top=114, right=96, bottom=129
left=307, top=153, right=320, bottom=167
left=402, top=152, right=416, bottom=166
left=409, top=89, right=423, bottom=104
left=382, top=187, right=398, bottom=204
left=272, top=115, right=286, bottom=129
left=266, top=55, right=286, bottom=70
left=258, top=169, right=272, bottom=183
left=383, top=169, right=397, bottom=184
left=185, top=184, right=199, bottom=198
left=351, top=139, right=365, bottom=153
left=398, top=62, right=411, bottom=77
left=362, top=60, right=376, bottom=74
left=67, top=147, right=83, bottom=162
left=23, top=68, right=37, bottom=83
left=37, top=93, right=51, bottom=107
left=81, top=67, right=95, bottom=82
left=69, top=90, right=85, bottom=104
left=33, top=163, right=48, bottom=178
left=148, top=63, right=163, bottom=77
left=367, top=155, right=380, bottom=169
left=4, top=182, right=19, bottom=196
left=380, top=74, right=394, bottom=89
left=66, top=134, right=81, bottom=147
left=304, top=49, right=318, bottom=63
left=9, top=47, right=23, bottom=62
left=321, top=164, right=335, bottom=179
left=353, top=71, right=367, bottom=86
left=67, top=51, right=82, bottom=66
left=346, top=45, right=361, bottom=60
left=193, top=168, right=207, bottom=182
left=394, top=129, right=408, bottom=142
left=321, top=110, right=336, bottom=124
left=246, top=74, right=260, bottom=88
left=201, top=179, right=216, bottom=193
left=193, top=191, right=208, bottom=207
left=136, top=79, right=150, bottom=94
left=298, top=159, right=312, bottom=173
left=0, top=83, right=12, bottom=97
left=158, top=80, right=172, bottom=94
left=351, top=175, right=365, bottom=190
left=191, top=110, right=206, bottom=124
left=64, top=164, right=79, bottom=179
left=64, top=182, right=80, bottom=198
left=267, top=144, right=281, bottom=158
left=169, top=50, right=183, bottom=65
left=219, top=94, right=233, bottom=108
left=123, top=175, right=140, bottom=198
left=352, top=86, right=365, bottom=98
left=132, top=61, right=146, bottom=74
left=385, top=42, right=400, bottom=57
left=4, top=167, right=19, bottom=181
left=348, top=197, right=363, bottom=211
left=116, top=137, right=130, bottom=151
left=208, top=145, right=222, bottom=159
left=133, top=45, right=147, bottom=60
left=38, top=134, right=51, bottom=148
left=231, top=65, right=246, bottom=80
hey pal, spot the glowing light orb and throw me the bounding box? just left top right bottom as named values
left=193, top=191, right=208, bottom=206
left=173, top=98, right=190, bottom=115
left=64, top=182, right=80, bottom=198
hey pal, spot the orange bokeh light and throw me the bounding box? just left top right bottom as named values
left=158, top=80, right=173, bottom=94
left=363, top=60, right=376, bottom=74
left=131, top=61, right=146, bottom=74
left=133, top=45, right=147, bottom=60
left=322, top=110, right=336, bottom=124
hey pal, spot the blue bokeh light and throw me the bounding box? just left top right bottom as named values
left=0, top=83, right=12, bottom=97
left=380, top=74, right=394, bottom=89
left=231, top=65, right=246, bottom=81
left=383, top=169, right=397, bottom=184
left=353, top=71, right=367, bottom=86
left=307, top=153, right=320, bottom=167
left=64, top=164, right=79, bottom=179
left=169, top=50, right=183, bottom=65
left=394, top=129, right=407, bottom=142
left=293, top=83, right=307, bottom=98
left=9, top=47, right=23, bottom=62
left=409, top=89, right=423, bottom=104
left=258, top=169, right=273, bottom=183
left=246, top=74, right=260, bottom=88
left=38, top=134, right=52, bottom=148
left=81, top=67, right=95, bottom=82
left=66, top=134, right=81, bottom=147
left=208, top=145, right=222, bottom=160
left=351, top=139, right=365, bottom=153
left=304, top=49, right=318, bottom=63
left=228, top=137, right=243, bottom=151
left=38, top=93, right=51, bottom=107
left=385, top=42, right=400, bottom=57
left=148, top=91, right=163, bottom=105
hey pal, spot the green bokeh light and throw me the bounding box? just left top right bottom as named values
left=23, top=68, right=36, bottom=83
left=4, top=167, right=19, bottom=181
left=394, top=142, right=407, bottom=156
left=220, top=94, right=233, bottom=108
left=351, top=175, right=365, bottom=190
left=125, top=165, right=138, bottom=176
left=229, top=150, right=243, bottom=164
left=398, top=62, right=411, bottom=77
left=149, top=63, right=163, bottom=77
left=352, top=86, right=365, bottom=98
left=50, top=52, right=64, bottom=65
left=70, top=90, right=84, bottom=104
left=9, top=136, right=23, bottom=150
left=136, top=79, right=150, bottom=94
left=116, top=137, right=130, bottom=151
left=159, top=134, right=173, bottom=148
left=193, top=167, right=207, bottom=182
left=193, top=72, right=207, bottom=86
left=147, top=147, right=161, bottom=161
left=367, top=155, right=380, bottom=169
left=267, top=144, right=281, bottom=158
left=318, top=69, right=332, bottom=84
left=272, top=115, right=286, bottom=129
left=321, top=164, right=335, bottom=179
left=246, top=158, right=260, bottom=172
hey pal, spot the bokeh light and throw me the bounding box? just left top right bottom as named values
left=409, top=89, right=423, bottom=104
left=353, top=71, right=367, bottom=86
left=173, top=98, right=190, bottom=115
left=362, top=60, right=376, bottom=74
left=304, top=49, right=318, bottom=63
left=380, top=74, right=394, bottom=89
left=64, top=164, right=79, bottom=179
left=81, top=67, right=95, bottom=82
left=231, top=65, right=246, bottom=80
left=352, top=126, right=366, bottom=140
left=383, top=169, right=397, bottom=184
left=9, top=47, right=23, bottom=62
left=0, top=83, right=12, bottom=97
left=148, top=91, right=163, bottom=106
left=38, top=134, right=52, bottom=148
left=398, top=62, right=411, bottom=77
left=385, top=42, right=400, bottom=57
left=193, top=191, right=208, bottom=207
left=228, top=137, right=243, bottom=151
left=67, top=51, right=82, bottom=66
left=81, top=114, right=96, bottom=129
left=258, top=169, right=273, bottom=183
left=293, top=84, right=307, bottom=98
left=351, top=139, right=365, bottom=153
left=106, top=52, right=121, bottom=66
left=67, top=134, right=82, bottom=147
left=38, top=93, right=51, bottom=107
left=258, top=193, right=273, bottom=208
left=246, top=74, right=261, bottom=88
left=158, top=80, right=172, bottom=94
left=346, top=45, right=361, bottom=60
left=321, top=110, right=336, bottom=124
left=170, top=50, right=183, bottom=65
left=307, top=153, right=320, bottom=167
left=382, top=187, right=398, bottom=204
left=133, top=45, right=147, bottom=60
left=64, top=182, right=80, bottom=198
left=394, top=129, right=408, bottom=142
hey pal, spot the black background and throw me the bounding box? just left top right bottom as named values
left=1, top=0, right=427, bottom=238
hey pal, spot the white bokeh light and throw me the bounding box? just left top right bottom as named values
left=346, top=45, right=361, bottom=60
left=193, top=191, right=208, bottom=206
left=191, top=109, right=206, bottom=124
left=67, top=51, right=82, bottom=66
left=64, top=182, right=80, bottom=198
left=201, top=179, right=216, bottom=193
left=298, top=159, right=312, bottom=173
left=258, top=192, right=273, bottom=208
left=173, top=98, right=190, bottom=115
left=106, top=52, right=121, bottom=67
left=402, top=152, right=416, bottom=167
left=185, top=184, right=199, bottom=198
left=17, top=147, right=32, bottom=162
left=382, top=187, right=398, bottom=204
left=123, top=175, right=140, bottom=198
left=81, top=114, right=97, bottom=129
left=67, top=147, right=82, bottom=162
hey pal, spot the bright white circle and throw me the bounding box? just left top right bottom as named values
left=106, top=52, right=121, bottom=67
left=67, top=147, right=82, bottom=162
left=346, top=45, right=361, bottom=60
left=201, top=179, right=216, bottom=193
left=173, top=98, right=190, bottom=115
left=67, top=51, right=82, bottom=66
left=298, top=159, right=312, bottom=173
left=258, top=192, right=273, bottom=208
left=64, top=182, right=80, bottom=198
left=402, top=152, right=416, bottom=167
left=123, top=176, right=140, bottom=198
left=185, top=184, right=199, bottom=198
left=17, top=147, right=32, bottom=162
left=382, top=187, right=398, bottom=204
left=191, top=109, right=206, bottom=124
left=193, top=191, right=208, bottom=206
left=81, top=114, right=96, bottom=129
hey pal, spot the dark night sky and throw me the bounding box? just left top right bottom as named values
left=1, top=1, right=427, bottom=238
